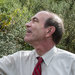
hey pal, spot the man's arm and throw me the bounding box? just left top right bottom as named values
left=0, top=51, right=20, bottom=75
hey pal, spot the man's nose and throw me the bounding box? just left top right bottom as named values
left=25, top=22, right=31, bottom=27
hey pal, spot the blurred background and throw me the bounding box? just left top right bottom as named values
left=0, top=0, right=75, bottom=57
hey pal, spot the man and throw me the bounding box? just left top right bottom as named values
left=0, top=11, right=75, bottom=75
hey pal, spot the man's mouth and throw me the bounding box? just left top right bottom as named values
left=26, top=29, right=32, bottom=33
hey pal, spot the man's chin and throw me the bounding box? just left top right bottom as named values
left=24, top=37, right=31, bottom=43
left=24, top=38, right=29, bottom=43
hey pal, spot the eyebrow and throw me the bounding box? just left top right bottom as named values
left=31, top=17, right=39, bottom=22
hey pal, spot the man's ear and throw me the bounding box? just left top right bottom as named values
left=46, top=26, right=56, bottom=38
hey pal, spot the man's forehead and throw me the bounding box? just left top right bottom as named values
left=36, top=11, right=50, bottom=15
left=36, top=11, right=50, bottom=17
left=32, top=11, right=51, bottom=20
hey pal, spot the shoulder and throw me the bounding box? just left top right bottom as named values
left=0, top=50, right=35, bottom=74
left=13, top=50, right=33, bottom=57
left=14, top=50, right=35, bottom=59
left=0, top=50, right=35, bottom=64
left=56, top=48, right=75, bottom=60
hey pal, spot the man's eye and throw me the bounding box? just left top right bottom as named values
left=33, top=19, right=38, bottom=22
left=34, top=19, right=37, bottom=22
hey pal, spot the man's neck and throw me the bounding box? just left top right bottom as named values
left=31, top=39, right=55, bottom=56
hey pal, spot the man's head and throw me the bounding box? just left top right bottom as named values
left=24, top=11, right=64, bottom=45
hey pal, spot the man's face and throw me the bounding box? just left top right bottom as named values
left=24, top=11, right=50, bottom=44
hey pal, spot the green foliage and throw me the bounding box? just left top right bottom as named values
left=0, top=0, right=33, bottom=57
left=0, top=14, right=12, bottom=31
left=0, top=0, right=75, bottom=57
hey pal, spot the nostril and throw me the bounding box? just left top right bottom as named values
left=25, top=22, right=31, bottom=27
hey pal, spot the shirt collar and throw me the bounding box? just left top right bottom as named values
left=34, top=46, right=57, bottom=66
left=42, top=46, right=57, bottom=66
